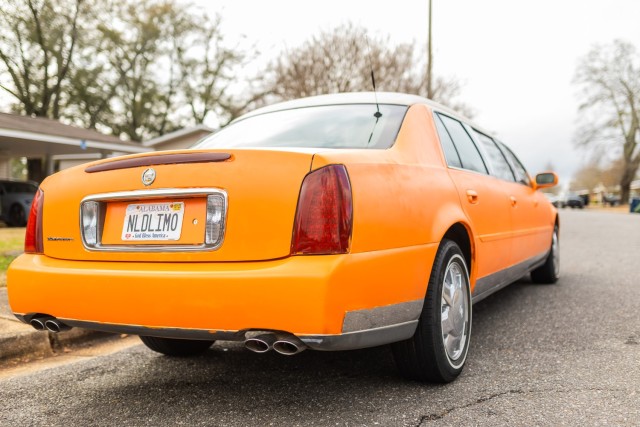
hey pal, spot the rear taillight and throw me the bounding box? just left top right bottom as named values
left=25, top=189, right=44, bottom=254
left=291, top=164, right=353, bottom=255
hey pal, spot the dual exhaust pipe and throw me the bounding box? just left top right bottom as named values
left=29, top=318, right=305, bottom=356
left=245, top=333, right=307, bottom=356
left=29, top=316, right=71, bottom=333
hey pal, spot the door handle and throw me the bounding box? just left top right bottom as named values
left=466, top=190, right=478, bottom=204
left=510, top=196, right=517, bottom=207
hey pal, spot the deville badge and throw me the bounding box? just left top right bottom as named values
left=141, top=168, right=156, bottom=186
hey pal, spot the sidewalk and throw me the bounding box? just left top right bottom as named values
left=0, top=288, right=113, bottom=364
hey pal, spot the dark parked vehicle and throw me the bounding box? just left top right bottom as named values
left=0, top=179, right=38, bottom=227
left=602, top=193, right=621, bottom=207
left=544, top=193, right=564, bottom=208
left=564, top=194, right=584, bottom=209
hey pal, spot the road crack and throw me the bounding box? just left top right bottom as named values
left=414, top=389, right=525, bottom=425
left=414, top=387, right=631, bottom=425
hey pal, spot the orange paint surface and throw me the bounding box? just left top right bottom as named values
left=7, top=100, right=557, bottom=336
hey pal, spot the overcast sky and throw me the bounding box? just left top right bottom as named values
left=192, top=0, right=640, bottom=186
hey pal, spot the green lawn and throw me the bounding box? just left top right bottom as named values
left=0, top=227, right=25, bottom=287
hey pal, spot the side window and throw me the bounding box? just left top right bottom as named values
left=437, top=114, right=488, bottom=174
left=497, top=142, right=531, bottom=186
left=433, top=114, right=462, bottom=168
left=473, top=130, right=515, bottom=182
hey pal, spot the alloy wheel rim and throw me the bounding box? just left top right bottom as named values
left=552, top=230, right=560, bottom=277
left=441, top=256, right=469, bottom=364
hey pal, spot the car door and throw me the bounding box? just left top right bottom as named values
left=433, top=113, right=513, bottom=284
left=497, top=142, right=552, bottom=263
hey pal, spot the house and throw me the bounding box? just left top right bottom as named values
left=0, top=112, right=149, bottom=182
left=142, top=124, right=214, bottom=152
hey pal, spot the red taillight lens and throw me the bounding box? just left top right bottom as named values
left=291, top=164, right=353, bottom=255
left=25, top=189, right=44, bottom=254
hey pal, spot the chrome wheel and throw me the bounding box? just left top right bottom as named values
left=391, top=239, right=471, bottom=382
left=552, top=229, right=560, bottom=278
left=441, top=254, right=470, bottom=366
left=531, top=223, right=560, bottom=284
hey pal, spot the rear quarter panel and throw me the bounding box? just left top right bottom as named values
left=312, top=104, right=473, bottom=296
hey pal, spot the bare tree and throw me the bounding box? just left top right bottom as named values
left=0, top=0, right=95, bottom=118
left=574, top=40, right=640, bottom=204
left=0, top=0, right=255, bottom=141
left=95, top=1, right=187, bottom=141
left=570, top=161, right=606, bottom=192
left=261, top=24, right=472, bottom=117
left=177, top=12, right=252, bottom=127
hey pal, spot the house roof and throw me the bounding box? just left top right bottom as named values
left=0, top=112, right=148, bottom=157
left=143, top=124, right=214, bottom=147
left=0, top=112, right=144, bottom=146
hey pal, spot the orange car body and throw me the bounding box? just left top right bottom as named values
left=8, top=93, right=557, bottom=351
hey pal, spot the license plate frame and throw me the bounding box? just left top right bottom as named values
left=121, top=201, right=185, bottom=242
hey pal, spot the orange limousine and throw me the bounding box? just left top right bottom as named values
left=8, top=92, right=559, bottom=383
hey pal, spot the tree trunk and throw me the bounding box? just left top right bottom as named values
left=619, top=161, right=639, bottom=205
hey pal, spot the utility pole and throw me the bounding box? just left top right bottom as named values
left=426, top=0, right=433, bottom=99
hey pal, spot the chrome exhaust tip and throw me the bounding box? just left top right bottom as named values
left=44, top=319, right=71, bottom=333
left=273, top=337, right=307, bottom=356
left=29, top=318, right=47, bottom=331
left=244, top=334, right=277, bottom=353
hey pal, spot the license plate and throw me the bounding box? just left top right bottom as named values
left=121, top=202, right=185, bottom=241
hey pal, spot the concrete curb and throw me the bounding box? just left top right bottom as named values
left=0, top=288, right=115, bottom=364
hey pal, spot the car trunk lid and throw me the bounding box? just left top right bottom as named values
left=39, top=149, right=315, bottom=262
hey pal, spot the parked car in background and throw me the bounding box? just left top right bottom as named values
left=544, top=193, right=564, bottom=208
left=564, top=194, right=585, bottom=209
left=602, top=193, right=621, bottom=207
left=0, top=179, right=38, bottom=227
left=8, top=92, right=559, bottom=383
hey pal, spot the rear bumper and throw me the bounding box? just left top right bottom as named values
left=8, top=244, right=437, bottom=350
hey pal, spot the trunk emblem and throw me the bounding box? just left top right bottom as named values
left=142, top=168, right=156, bottom=186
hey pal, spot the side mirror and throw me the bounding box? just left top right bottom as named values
left=535, top=172, right=558, bottom=189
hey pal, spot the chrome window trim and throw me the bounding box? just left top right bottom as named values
left=79, top=188, right=228, bottom=252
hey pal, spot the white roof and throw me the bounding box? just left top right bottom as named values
left=233, top=91, right=474, bottom=129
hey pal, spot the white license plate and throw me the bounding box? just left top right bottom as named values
left=121, top=202, right=185, bottom=241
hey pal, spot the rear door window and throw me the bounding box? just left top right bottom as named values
left=436, top=114, right=488, bottom=174
left=433, top=114, right=462, bottom=168
left=497, top=142, right=531, bottom=186
left=473, top=130, right=515, bottom=182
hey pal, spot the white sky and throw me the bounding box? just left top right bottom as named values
left=192, top=0, right=640, bottom=186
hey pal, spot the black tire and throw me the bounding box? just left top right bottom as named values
left=391, top=239, right=472, bottom=383
left=8, top=204, right=26, bottom=227
left=139, top=336, right=214, bottom=357
left=531, top=224, right=560, bottom=284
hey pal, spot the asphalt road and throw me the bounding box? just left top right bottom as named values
left=1, top=209, right=639, bottom=426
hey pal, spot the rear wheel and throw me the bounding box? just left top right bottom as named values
left=392, top=239, right=472, bottom=383
left=139, top=336, right=214, bottom=357
left=531, top=225, right=560, bottom=284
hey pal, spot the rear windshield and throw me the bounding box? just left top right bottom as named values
left=193, top=104, right=407, bottom=150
